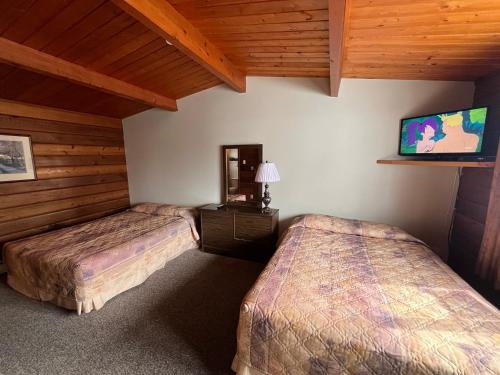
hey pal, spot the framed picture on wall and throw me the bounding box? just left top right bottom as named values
left=0, top=134, right=36, bottom=183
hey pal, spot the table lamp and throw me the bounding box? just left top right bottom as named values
left=255, top=161, right=280, bottom=211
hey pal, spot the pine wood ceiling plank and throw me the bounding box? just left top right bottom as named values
left=203, top=21, right=329, bottom=34
left=0, top=68, right=46, bottom=99
left=116, top=51, right=189, bottom=84
left=138, top=62, right=208, bottom=91
left=57, top=12, right=135, bottom=63
left=0, top=0, right=37, bottom=35
left=328, top=0, right=350, bottom=97
left=0, top=64, right=15, bottom=81
left=217, top=39, right=330, bottom=47
left=343, top=61, right=500, bottom=70
left=350, top=1, right=500, bottom=17
left=83, top=96, right=151, bottom=119
left=124, top=53, right=194, bottom=84
left=23, top=0, right=107, bottom=50
left=0, top=66, right=147, bottom=118
left=347, top=58, right=500, bottom=68
left=348, top=23, right=500, bottom=38
left=170, top=70, right=221, bottom=91
left=343, top=71, right=479, bottom=80
left=173, top=0, right=327, bottom=18
left=41, top=2, right=122, bottom=57
left=343, top=0, right=500, bottom=81
left=99, top=38, right=166, bottom=75
left=1, top=0, right=72, bottom=43
left=113, top=0, right=246, bottom=92
left=247, top=67, right=329, bottom=77
left=173, top=81, right=222, bottom=98
left=342, top=64, right=491, bottom=76
left=193, top=10, right=329, bottom=27
left=168, top=73, right=219, bottom=95
left=211, top=30, right=329, bottom=41
left=234, top=57, right=329, bottom=64
left=0, top=37, right=177, bottom=111
left=170, top=0, right=275, bottom=4
left=351, top=0, right=493, bottom=10
left=139, top=65, right=206, bottom=92
left=34, top=84, right=105, bottom=111
left=75, top=23, right=152, bottom=67
left=347, top=50, right=500, bottom=60
left=348, top=43, right=500, bottom=52
left=37, top=80, right=146, bottom=118
left=349, top=11, right=500, bottom=30
left=168, top=74, right=221, bottom=97
left=87, top=30, right=159, bottom=72
left=228, top=51, right=329, bottom=57
left=175, top=79, right=222, bottom=98
left=242, top=61, right=329, bottom=68
left=227, top=45, right=329, bottom=53
left=159, top=65, right=215, bottom=88
left=349, top=33, right=500, bottom=44
left=15, top=76, right=73, bottom=104
left=111, top=45, right=181, bottom=80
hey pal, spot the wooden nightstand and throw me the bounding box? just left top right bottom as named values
left=200, top=204, right=279, bottom=262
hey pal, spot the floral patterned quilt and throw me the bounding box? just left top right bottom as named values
left=233, top=214, right=500, bottom=374
left=4, top=204, right=199, bottom=314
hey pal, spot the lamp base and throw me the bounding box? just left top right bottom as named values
left=262, top=183, right=272, bottom=211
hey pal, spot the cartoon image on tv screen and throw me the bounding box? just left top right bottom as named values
left=400, top=107, right=487, bottom=154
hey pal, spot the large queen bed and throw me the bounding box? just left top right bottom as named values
left=233, top=214, right=500, bottom=374
left=3, top=203, right=199, bottom=314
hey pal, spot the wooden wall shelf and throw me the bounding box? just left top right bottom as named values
left=377, top=159, right=495, bottom=168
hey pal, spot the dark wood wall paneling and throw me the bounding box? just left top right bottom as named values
left=449, top=70, right=500, bottom=278
left=0, top=101, right=130, bottom=256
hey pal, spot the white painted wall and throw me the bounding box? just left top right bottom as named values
left=123, top=77, right=474, bottom=258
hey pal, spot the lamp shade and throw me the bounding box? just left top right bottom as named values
left=255, top=162, right=280, bottom=183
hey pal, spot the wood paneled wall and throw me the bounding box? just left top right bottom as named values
left=0, top=100, right=130, bottom=256
left=449, top=70, right=500, bottom=278
left=449, top=168, right=493, bottom=276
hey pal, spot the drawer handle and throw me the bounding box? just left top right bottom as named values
left=233, top=237, right=253, bottom=242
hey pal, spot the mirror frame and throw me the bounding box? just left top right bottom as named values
left=222, top=144, right=263, bottom=208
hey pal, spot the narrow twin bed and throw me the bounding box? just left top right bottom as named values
left=233, top=214, right=500, bottom=375
left=3, top=203, right=199, bottom=314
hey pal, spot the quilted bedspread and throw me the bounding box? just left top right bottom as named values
left=4, top=204, right=199, bottom=314
left=233, top=214, right=500, bottom=375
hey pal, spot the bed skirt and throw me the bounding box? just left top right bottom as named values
left=7, top=233, right=197, bottom=314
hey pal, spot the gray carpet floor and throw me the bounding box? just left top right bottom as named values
left=0, top=250, right=264, bottom=375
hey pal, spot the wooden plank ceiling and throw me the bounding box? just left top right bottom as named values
left=0, top=0, right=222, bottom=117
left=0, top=0, right=499, bottom=118
left=172, top=0, right=500, bottom=80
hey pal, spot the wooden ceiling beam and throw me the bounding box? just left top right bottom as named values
left=328, top=0, right=350, bottom=97
left=0, top=37, right=177, bottom=111
left=0, top=99, right=122, bottom=128
left=112, top=0, right=246, bottom=93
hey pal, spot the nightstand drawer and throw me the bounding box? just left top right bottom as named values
left=199, top=204, right=279, bottom=263
left=202, top=212, right=233, bottom=247
left=235, top=214, right=272, bottom=241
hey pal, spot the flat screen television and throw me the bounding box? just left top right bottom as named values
left=399, top=107, right=488, bottom=157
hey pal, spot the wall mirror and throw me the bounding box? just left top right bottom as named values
left=222, top=144, right=262, bottom=207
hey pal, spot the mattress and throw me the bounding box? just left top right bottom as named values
left=4, top=203, right=199, bottom=314
left=233, top=214, right=500, bottom=375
